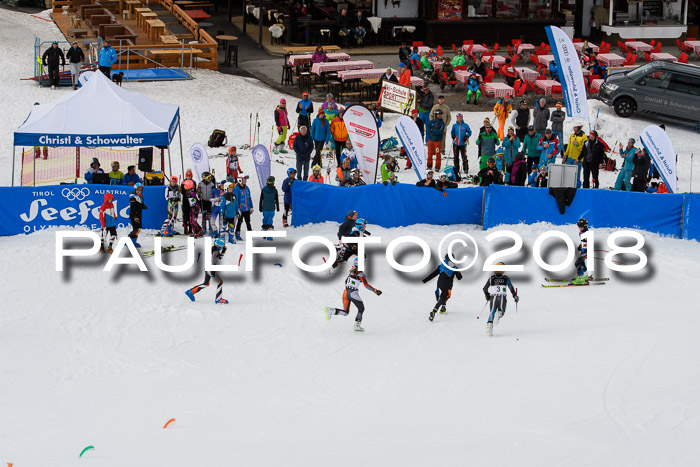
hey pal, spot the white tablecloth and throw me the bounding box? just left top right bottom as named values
left=516, top=43, right=535, bottom=55
left=534, top=79, right=561, bottom=95
left=538, top=54, right=555, bottom=66
left=462, top=44, right=489, bottom=55
left=488, top=55, right=506, bottom=70
left=484, top=82, right=514, bottom=98
left=591, top=79, right=604, bottom=91
left=311, top=60, right=375, bottom=75
left=574, top=42, right=599, bottom=53
left=596, top=53, right=624, bottom=67
left=684, top=41, right=700, bottom=52
left=336, top=69, right=424, bottom=87
left=454, top=70, right=483, bottom=84
left=650, top=52, right=678, bottom=62
left=625, top=41, right=653, bottom=53
left=515, top=67, right=538, bottom=82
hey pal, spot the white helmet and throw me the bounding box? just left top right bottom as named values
left=439, top=172, right=448, bottom=179
left=351, top=168, right=361, bottom=175
left=224, top=182, right=233, bottom=190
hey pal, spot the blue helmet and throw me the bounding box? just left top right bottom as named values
left=214, top=238, right=225, bottom=249
left=287, top=168, right=297, bottom=177
left=134, top=183, right=144, bottom=189
left=353, top=257, right=359, bottom=268
left=355, top=218, right=367, bottom=229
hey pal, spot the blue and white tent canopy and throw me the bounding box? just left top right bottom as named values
left=14, top=71, right=180, bottom=147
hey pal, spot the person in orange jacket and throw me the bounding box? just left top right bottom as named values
left=330, top=111, right=348, bottom=166
left=493, top=96, right=512, bottom=140
left=398, top=62, right=411, bottom=87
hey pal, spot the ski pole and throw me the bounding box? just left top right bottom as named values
left=690, top=153, right=694, bottom=193
left=269, top=124, right=274, bottom=153
left=249, top=113, right=252, bottom=147
left=476, top=300, right=488, bottom=320
left=515, top=288, right=519, bottom=341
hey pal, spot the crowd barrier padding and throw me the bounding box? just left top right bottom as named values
left=683, top=193, right=700, bottom=242
left=483, top=185, right=684, bottom=237
left=290, top=181, right=485, bottom=228
left=0, top=185, right=167, bottom=236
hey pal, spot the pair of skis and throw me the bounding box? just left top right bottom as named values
left=541, top=277, right=608, bottom=288
left=142, top=244, right=187, bottom=258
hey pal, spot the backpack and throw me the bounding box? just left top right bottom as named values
left=208, top=129, right=227, bottom=148
left=444, top=165, right=457, bottom=182
left=288, top=131, right=299, bottom=150
left=605, top=158, right=616, bottom=171
left=380, top=136, right=398, bottom=152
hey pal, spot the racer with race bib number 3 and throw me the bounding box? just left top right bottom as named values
left=483, top=262, right=519, bottom=336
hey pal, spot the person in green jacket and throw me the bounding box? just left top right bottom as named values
left=451, top=49, right=466, bottom=67
left=522, top=125, right=542, bottom=172
left=381, top=153, right=399, bottom=183
left=476, top=124, right=500, bottom=170
left=419, top=52, right=433, bottom=78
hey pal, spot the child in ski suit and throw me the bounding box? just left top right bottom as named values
left=234, top=176, right=253, bottom=241
left=332, top=218, right=370, bottom=269
left=128, top=183, right=147, bottom=247
left=220, top=182, right=238, bottom=244
left=99, top=192, right=117, bottom=253
left=422, top=254, right=463, bottom=322
left=226, top=146, right=243, bottom=180
left=324, top=258, right=382, bottom=332
left=572, top=218, right=589, bottom=284
left=198, top=172, right=215, bottom=235
left=259, top=176, right=280, bottom=239
left=483, top=262, right=519, bottom=336
left=466, top=73, right=481, bottom=104
left=281, top=168, right=296, bottom=227
left=273, top=98, right=289, bottom=154
left=161, top=176, right=181, bottom=236
left=186, top=187, right=203, bottom=238
left=209, top=181, right=222, bottom=238
left=181, top=170, right=196, bottom=235
left=493, top=96, right=512, bottom=140
left=185, top=238, right=229, bottom=304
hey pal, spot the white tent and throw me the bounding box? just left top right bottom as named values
left=12, top=71, right=183, bottom=186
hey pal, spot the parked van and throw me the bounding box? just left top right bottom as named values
left=597, top=61, right=700, bottom=121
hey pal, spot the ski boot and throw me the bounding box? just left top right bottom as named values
left=215, top=298, right=229, bottom=304
left=185, top=290, right=195, bottom=302
left=439, top=305, right=447, bottom=314
left=272, top=145, right=280, bottom=155
left=486, top=322, right=493, bottom=336
left=107, top=247, right=113, bottom=254
left=235, top=232, right=243, bottom=241
left=324, top=307, right=334, bottom=321
left=353, top=320, right=365, bottom=332
left=571, top=274, right=589, bottom=285
left=132, top=239, right=142, bottom=248
left=99, top=244, right=105, bottom=253
left=227, top=233, right=236, bottom=244
left=279, top=146, right=288, bottom=154
left=429, top=308, right=437, bottom=322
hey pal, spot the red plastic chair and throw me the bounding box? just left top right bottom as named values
left=480, top=83, right=494, bottom=98
left=679, top=52, right=689, bottom=63
left=507, top=45, right=513, bottom=56
left=652, top=42, right=662, bottom=53
left=688, top=37, right=697, bottom=41
left=572, top=38, right=582, bottom=43
left=617, top=41, right=627, bottom=54
left=452, top=43, right=458, bottom=53
left=512, top=39, right=522, bottom=47
left=650, top=39, right=656, bottom=46
left=622, top=54, right=637, bottom=66
left=453, top=65, right=467, bottom=71
left=603, top=43, right=611, bottom=53
left=644, top=51, right=651, bottom=62
left=463, top=40, right=474, bottom=45
left=412, top=41, right=423, bottom=47
left=437, top=48, right=444, bottom=57
left=493, top=42, right=499, bottom=53
left=484, top=69, right=495, bottom=83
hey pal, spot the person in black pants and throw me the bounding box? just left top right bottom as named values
left=581, top=130, right=605, bottom=189
left=42, top=41, right=65, bottom=88
left=128, top=183, right=147, bottom=248
left=631, top=148, right=651, bottom=192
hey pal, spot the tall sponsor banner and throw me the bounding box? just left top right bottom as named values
left=0, top=186, right=167, bottom=236
left=395, top=116, right=426, bottom=181
left=344, top=105, right=380, bottom=184
left=189, top=142, right=210, bottom=182
left=252, top=144, right=271, bottom=190
left=379, top=81, right=416, bottom=115
left=545, top=26, right=590, bottom=123
left=640, top=125, right=677, bottom=193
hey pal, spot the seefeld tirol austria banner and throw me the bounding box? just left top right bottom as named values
left=252, top=144, right=271, bottom=190
left=395, top=116, right=426, bottom=181
left=343, top=105, right=380, bottom=184
left=640, top=125, right=677, bottom=193
left=545, top=26, right=589, bottom=123
left=189, top=142, right=211, bottom=183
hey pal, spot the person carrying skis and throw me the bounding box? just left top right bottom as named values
left=273, top=98, right=289, bottom=154
left=281, top=168, right=296, bottom=227
left=197, top=172, right=215, bottom=235
left=296, top=91, right=314, bottom=129
left=161, top=176, right=181, bottom=237
left=186, top=183, right=203, bottom=238
left=259, top=176, right=280, bottom=239
left=209, top=180, right=223, bottom=238
left=572, top=218, right=590, bottom=285
left=422, top=254, right=463, bottom=321
left=181, top=170, right=196, bottom=235
left=234, top=175, right=253, bottom=241
left=324, top=257, right=382, bottom=332
left=483, top=262, right=519, bottom=336
left=99, top=192, right=118, bottom=253
left=128, top=183, right=147, bottom=247
left=185, top=238, right=229, bottom=304
left=226, top=146, right=243, bottom=180
left=220, top=182, right=238, bottom=244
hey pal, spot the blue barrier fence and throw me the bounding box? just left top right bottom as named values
left=291, top=181, right=485, bottom=228
left=1, top=183, right=699, bottom=242
left=0, top=185, right=167, bottom=236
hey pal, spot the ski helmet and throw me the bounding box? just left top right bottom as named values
left=201, top=172, right=212, bottom=182
left=134, top=183, right=144, bottom=189
left=214, top=238, right=225, bottom=250
left=266, top=176, right=275, bottom=185
left=494, top=262, right=505, bottom=274
left=355, top=218, right=367, bottom=229
left=353, top=257, right=359, bottom=268
left=287, top=168, right=297, bottom=177
left=224, top=182, right=233, bottom=191
left=186, top=169, right=193, bottom=178
left=228, top=146, right=237, bottom=155
left=170, top=176, right=178, bottom=183
left=312, top=164, right=321, bottom=172
left=577, top=218, right=588, bottom=229
left=351, top=168, right=361, bottom=175
left=439, top=172, right=447, bottom=179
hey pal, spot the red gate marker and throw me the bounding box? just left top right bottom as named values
left=163, top=418, right=176, bottom=429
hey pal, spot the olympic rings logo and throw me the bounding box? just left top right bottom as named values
left=62, top=187, right=90, bottom=201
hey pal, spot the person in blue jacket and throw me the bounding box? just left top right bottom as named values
left=233, top=175, right=252, bottom=241
left=281, top=168, right=296, bottom=227
left=466, top=73, right=481, bottom=104
left=614, top=138, right=637, bottom=191
left=296, top=91, right=314, bottom=129
left=98, top=39, right=117, bottom=79
left=122, top=165, right=142, bottom=186
left=84, top=157, right=104, bottom=183
left=259, top=176, right=280, bottom=240
left=450, top=113, right=472, bottom=179
left=537, top=129, right=559, bottom=168
left=422, top=254, right=463, bottom=322
left=527, top=165, right=539, bottom=186
left=500, top=126, right=521, bottom=182
left=220, top=182, right=238, bottom=244
left=310, top=108, right=330, bottom=167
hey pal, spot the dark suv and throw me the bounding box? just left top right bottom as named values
left=597, top=61, right=700, bottom=121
